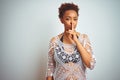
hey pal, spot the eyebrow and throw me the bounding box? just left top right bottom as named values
left=65, top=16, right=78, bottom=18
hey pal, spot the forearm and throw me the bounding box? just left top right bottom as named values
left=46, top=76, right=54, bottom=80
left=75, top=39, right=92, bottom=68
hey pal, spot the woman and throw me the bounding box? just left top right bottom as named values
left=46, top=2, right=96, bottom=80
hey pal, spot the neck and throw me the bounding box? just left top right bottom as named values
left=63, top=30, right=70, bottom=37
left=62, top=31, right=74, bottom=44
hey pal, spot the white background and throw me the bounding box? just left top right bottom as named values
left=0, top=0, right=120, bottom=80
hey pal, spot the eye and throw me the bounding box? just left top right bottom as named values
left=74, top=18, right=78, bottom=21
left=65, top=18, right=70, bottom=21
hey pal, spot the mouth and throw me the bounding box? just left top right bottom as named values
left=66, top=27, right=75, bottom=31
left=65, top=25, right=76, bottom=30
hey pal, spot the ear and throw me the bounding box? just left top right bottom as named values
left=60, top=18, right=64, bottom=24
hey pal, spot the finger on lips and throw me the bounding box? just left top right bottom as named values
left=66, top=23, right=75, bottom=34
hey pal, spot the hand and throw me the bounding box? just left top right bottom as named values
left=66, top=23, right=78, bottom=42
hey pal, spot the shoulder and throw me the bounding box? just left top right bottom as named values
left=82, top=33, right=89, bottom=39
left=76, top=32, right=88, bottom=37
left=49, top=37, right=57, bottom=44
left=81, top=33, right=91, bottom=43
left=49, top=33, right=63, bottom=43
left=77, top=32, right=89, bottom=40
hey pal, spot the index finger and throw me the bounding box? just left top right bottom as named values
left=71, top=23, right=74, bottom=31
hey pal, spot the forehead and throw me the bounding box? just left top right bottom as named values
left=63, top=10, right=78, bottom=17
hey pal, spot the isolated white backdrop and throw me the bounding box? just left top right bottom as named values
left=1, top=0, right=120, bottom=80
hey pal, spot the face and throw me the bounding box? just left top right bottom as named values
left=60, top=10, right=78, bottom=31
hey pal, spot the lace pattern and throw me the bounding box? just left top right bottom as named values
left=55, top=45, right=81, bottom=63
left=46, top=33, right=96, bottom=80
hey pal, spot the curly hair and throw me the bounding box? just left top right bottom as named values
left=58, top=3, right=79, bottom=18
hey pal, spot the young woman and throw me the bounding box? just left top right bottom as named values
left=46, top=3, right=96, bottom=80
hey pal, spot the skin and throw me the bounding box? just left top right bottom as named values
left=60, top=10, right=78, bottom=44
left=47, top=10, right=92, bottom=80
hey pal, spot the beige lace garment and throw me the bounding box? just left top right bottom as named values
left=46, top=33, right=96, bottom=80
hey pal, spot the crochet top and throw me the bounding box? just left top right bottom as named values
left=46, top=33, right=96, bottom=80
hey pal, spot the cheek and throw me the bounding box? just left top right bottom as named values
left=75, top=21, right=78, bottom=25
left=73, top=22, right=78, bottom=29
left=64, top=21, right=71, bottom=26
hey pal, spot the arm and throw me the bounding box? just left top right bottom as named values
left=74, top=34, right=96, bottom=69
left=66, top=24, right=96, bottom=69
left=46, top=76, right=54, bottom=80
left=46, top=38, right=56, bottom=80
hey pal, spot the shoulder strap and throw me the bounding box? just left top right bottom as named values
left=60, top=35, right=63, bottom=42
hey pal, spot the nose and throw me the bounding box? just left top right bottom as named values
left=70, top=22, right=72, bottom=25
left=70, top=19, right=74, bottom=25
left=70, top=22, right=73, bottom=30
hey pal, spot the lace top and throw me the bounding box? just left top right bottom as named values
left=46, top=33, right=96, bottom=80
